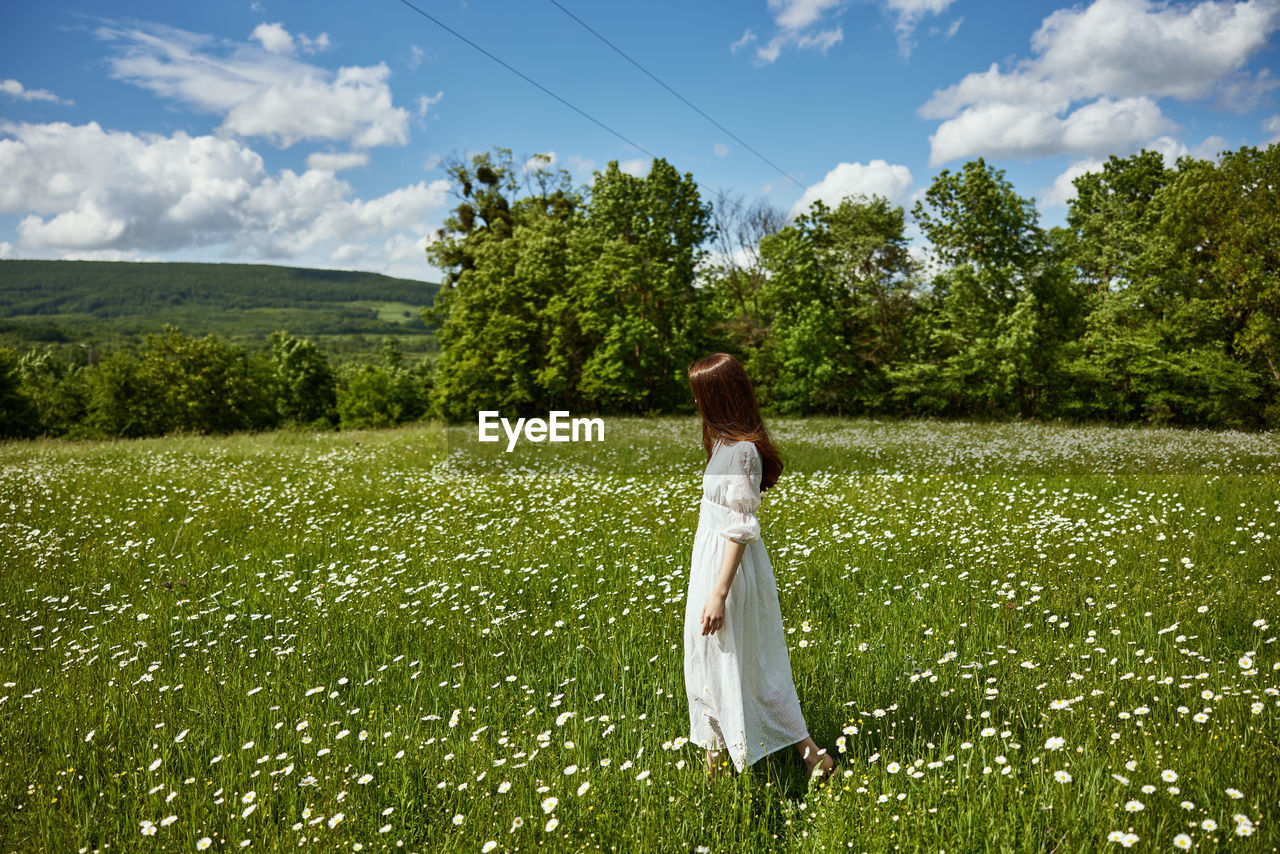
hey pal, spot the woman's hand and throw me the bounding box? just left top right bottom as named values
left=700, top=593, right=727, bottom=636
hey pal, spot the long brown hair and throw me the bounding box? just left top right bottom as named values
left=688, top=353, right=783, bottom=491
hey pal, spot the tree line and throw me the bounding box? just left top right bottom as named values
left=425, top=145, right=1278, bottom=428
left=2, top=142, right=1276, bottom=438
left=0, top=329, right=430, bottom=438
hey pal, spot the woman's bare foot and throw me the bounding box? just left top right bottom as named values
left=795, top=738, right=838, bottom=785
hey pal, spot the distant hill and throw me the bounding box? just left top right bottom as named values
left=0, top=260, right=440, bottom=359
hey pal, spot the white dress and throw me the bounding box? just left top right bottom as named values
left=683, top=438, right=809, bottom=772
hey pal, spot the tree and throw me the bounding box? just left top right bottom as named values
left=750, top=195, right=917, bottom=414
left=573, top=158, right=712, bottom=412
left=704, top=191, right=786, bottom=352
left=426, top=149, right=581, bottom=420
left=907, top=158, right=1074, bottom=417
left=139, top=326, right=277, bottom=434
left=0, top=347, right=37, bottom=438
left=271, top=331, right=337, bottom=426
left=84, top=350, right=167, bottom=438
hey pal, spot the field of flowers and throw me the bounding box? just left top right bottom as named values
left=2, top=417, right=1278, bottom=853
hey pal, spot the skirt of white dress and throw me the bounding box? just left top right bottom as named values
left=683, top=497, right=810, bottom=772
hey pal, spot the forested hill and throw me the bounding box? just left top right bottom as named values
left=0, top=260, right=439, bottom=356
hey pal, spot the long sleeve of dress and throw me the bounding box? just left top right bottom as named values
left=720, top=441, right=762, bottom=544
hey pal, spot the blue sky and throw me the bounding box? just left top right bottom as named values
left=2, top=0, right=1279, bottom=281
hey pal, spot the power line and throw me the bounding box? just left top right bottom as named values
left=545, top=0, right=806, bottom=191
left=392, top=0, right=665, bottom=166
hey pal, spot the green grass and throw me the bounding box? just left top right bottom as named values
left=1, top=418, right=1277, bottom=853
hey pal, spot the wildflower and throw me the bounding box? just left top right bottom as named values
left=545, top=817, right=560, bottom=832
left=1225, top=788, right=1243, bottom=799
left=1044, top=736, right=1065, bottom=750
left=1161, top=770, right=1178, bottom=783
left=1125, top=800, right=1144, bottom=812
left=483, top=843, right=497, bottom=853
left=1173, top=835, right=1192, bottom=850
left=140, top=820, right=156, bottom=836
left=1201, top=819, right=1217, bottom=831
left=358, top=774, right=373, bottom=785
left=453, top=814, right=465, bottom=826
left=197, top=838, right=212, bottom=851
left=1054, top=770, right=1072, bottom=783
left=577, top=781, right=590, bottom=796
left=541, top=796, right=558, bottom=814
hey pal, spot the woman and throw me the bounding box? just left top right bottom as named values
left=683, top=352, right=836, bottom=782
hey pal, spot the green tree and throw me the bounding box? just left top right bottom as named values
left=0, top=346, right=38, bottom=438
left=426, top=149, right=581, bottom=420
left=907, top=158, right=1075, bottom=417
left=139, top=326, right=277, bottom=434
left=749, top=195, right=917, bottom=414
left=573, top=158, right=712, bottom=412
left=14, top=348, right=89, bottom=436
left=271, top=331, right=337, bottom=426
left=84, top=350, right=168, bottom=438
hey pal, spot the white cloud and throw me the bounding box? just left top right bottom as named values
left=714, top=142, right=731, bottom=157
left=749, top=0, right=845, bottom=64
left=250, top=21, right=330, bottom=55
left=524, top=152, right=557, bottom=172
left=619, top=158, right=649, bottom=176
left=921, top=0, right=1280, bottom=164
left=886, top=0, right=958, bottom=57
left=417, top=90, right=443, bottom=118
left=929, top=96, right=1175, bottom=164
left=1266, top=114, right=1280, bottom=141
left=789, top=159, right=914, bottom=218
left=250, top=22, right=294, bottom=54
left=0, top=121, right=448, bottom=275
left=409, top=45, right=426, bottom=70
left=0, top=242, right=15, bottom=259
left=730, top=29, right=757, bottom=53
left=1041, top=158, right=1106, bottom=207
left=565, top=154, right=596, bottom=176
left=1, top=78, right=70, bottom=105
left=306, top=151, right=370, bottom=172
left=98, top=20, right=411, bottom=149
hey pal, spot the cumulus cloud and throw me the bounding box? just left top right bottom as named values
left=748, top=0, right=845, bottom=64
left=250, top=21, right=330, bottom=55
left=929, top=96, right=1175, bottom=164
left=790, top=159, right=914, bottom=218
left=1266, top=114, right=1280, bottom=141
left=306, top=151, right=370, bottom=172
left=0, top=121, right=448, bottom=274
left=1041, top=158, right=1107, bottom=207
left=97, top=20, right=411, bottom=149
left=1, top=78, right=71, bottom=105
left=250, top=22, right=294, bottom=54
left=921, top=0, right=1280, bottom=164
left=886, top=0, right=958, bottom=57
left=524, top=152, right=557, bottom=172
left=619, top=158, right=649, bottom=176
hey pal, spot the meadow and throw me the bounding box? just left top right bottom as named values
left=1, top=417, right=1278, bottom=853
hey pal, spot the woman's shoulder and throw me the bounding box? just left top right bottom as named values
left=718, top=438, right=760, bottom=461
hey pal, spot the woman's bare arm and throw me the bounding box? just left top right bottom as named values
left=700, top=539, right=746, bottom=636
